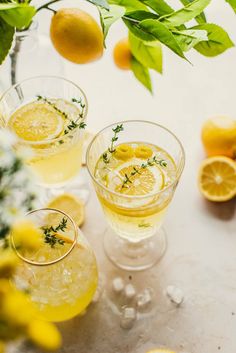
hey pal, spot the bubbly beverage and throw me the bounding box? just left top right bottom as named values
left=14, top=209, right=98, bottom=322
left=7, top=97, right=86, bottom=186
left=94, top=142, right=177, bottom=241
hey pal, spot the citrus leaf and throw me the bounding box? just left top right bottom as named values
left=179, top=0, right=206, bottom=23
left=0, top=6, right=36, bottom=29
left=99, top=4, right=125, bottom=43
left=173, top=28, right=208, bottom=51
left=139, top=19, right=187, bottom=59
left=109, top=0, right=147, bottom=12
left=123, top=16, right=157, bottom=41
left=139, top=0, right=174, bottom=15
left=87, top=0, right=109, bottom=10
left=131, top=56, right=152, bottom=92
left=225, top=0, right=236, bottom=13
left=129, top=32, right=162, bottom=73
left=160, top=0, right=211, bottom=27
left=193, top=23, right=234, bottom=56
left=0, top=18, right=14, bottom=65
left=0, top=3, right=19, bottom=10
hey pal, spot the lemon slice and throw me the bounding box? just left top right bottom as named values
left=198, top=156, right=236, bottom=202
left=47, top=193, right=85, bottom=227
left=108, top=161, right=164, bottom=196
left=8, top=101, right=64, bottom=142
left=146, top=350, right=176, bottom=353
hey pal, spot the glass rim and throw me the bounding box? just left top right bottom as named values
left=86, top=119, right=185, bottom=200
left=11, top=207, right=78, bottom=267
left=0, top=75, right=88, bottom=146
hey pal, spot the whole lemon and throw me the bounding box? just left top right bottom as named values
left=113, top=38, right=132, bottom=70
left=201, top=116, right=236, bottom=158
left=50, top=8, right=104, bottom=64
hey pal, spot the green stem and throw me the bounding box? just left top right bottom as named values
left=36, top=0, right=61, bottom=12
left=123, top=15, right=140, bottom=24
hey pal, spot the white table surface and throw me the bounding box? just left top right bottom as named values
left=10, top=1, right=236, bottom=352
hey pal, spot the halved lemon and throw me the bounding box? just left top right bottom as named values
left=146, top=350, right=176, bottom=353
left=198, top=156, right=236, bottom=202
left=8, top=101, right=64, bottom=142
left=47, top=193, right=85, bottom=227
left=110, top=162, right=164, bottom=196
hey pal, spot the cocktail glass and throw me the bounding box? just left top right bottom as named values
left=0, top=76, right=88, bottom=192
left=12, top=208, right=98, bottom=322
left=86, top=120, right=185, bottom=271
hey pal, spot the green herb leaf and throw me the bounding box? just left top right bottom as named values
left=87, top=0, right=109, bottom=10
left=131, top=57, right=152, bottom=92
left=139, top=19, right=187, bottom=59
left=0, top=3, right=19, bottom=10
left=193, top=23, right=234, bottom=56
left=225, top=0, right=236, bottom=13
left=173, top=28, right=208, bottom=51
left=179, top=0, right=207, bottom=23
left=160, top=0, right=211, bottom=27
left=129, top=32, right=162, bottom=73
left=0, top=6, right=36, bottom=29
left=109, top=0, right=147, bottom=12
left=139, top=0, right=174, bottom=16
left=0, top=18, right=14, bottom=65
left=99, top=4, right=125, bottom=43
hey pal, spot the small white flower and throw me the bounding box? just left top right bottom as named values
left=0, top=129, right=17, bottom=147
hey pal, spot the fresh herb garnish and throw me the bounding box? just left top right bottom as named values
left=138, top=222, right=151, bottom=228
left=42, top=217, right=67, bottom=248
left=36, top=96, right=86, bottom=136
left=102, top=124, right=124, bottom=164
left=122, top=155, right=167, bottom=189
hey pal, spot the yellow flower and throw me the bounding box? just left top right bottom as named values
left=135, top=145, right=153, bottom=159
left=11, top=219, right=43, bottom=251
left=28, top=320, right=62, bottom=351
left=0, top=249, right=19, bottom=278
left=0, top=341, right=5, bottom=353
left=2, top=289, right=36, bottom=327
left=114, top=144, right=134, bottom=161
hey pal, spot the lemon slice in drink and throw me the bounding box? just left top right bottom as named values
left=8, top=101, right=64, bottom=142
left=198, top=156, right=236, bottom=202
left=47, top=193, right=85, bottom=227
left=108, top=162, right=164, bottom=196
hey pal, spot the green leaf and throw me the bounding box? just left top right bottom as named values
left=99, top=4, right=125, bottom=43
left=160, top=0, right=211, bottom=27
left=173, top=28, right=208, bottom=51
left=109, top=0, right=147, bottom=12
left=123, top=17, right=156, bottom=41
left=0, top=3, right=19, bottom=10
left=87, top=0, right=109, bottom=10
left=139, top=19, right=187, bottom=59
left=139, top=0, right=174, bottom=15
left=225, top=0, right=236, bottom=13
left=0, top=6, right=36, bottom=29
left=193, top=23, right=234, bottom=56
left=129, top=32, right=162, bottom=73
left=179, top=0, right=207, bottom=23
left=0, top=18, right=14, bottom=65
left=131, top=56, right=152, bottom=92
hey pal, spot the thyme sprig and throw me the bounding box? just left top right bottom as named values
left=122, top=155, right=167, bottom=189
left=36, top=96, right=86, bottom=136
left=42, top=217, right=67, bottom=248
left=102, top=124, right=124, bottom=164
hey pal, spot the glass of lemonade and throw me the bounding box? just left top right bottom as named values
left=12, top=208, right=98, bottom=322
left=0, top=76, right=87, bottom=187
left=86, top=120, right=185, bottom=271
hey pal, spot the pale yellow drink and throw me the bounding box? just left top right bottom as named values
left=8, top=98, right=85, bottom=186
left=94, top=142, right=177, bottom=242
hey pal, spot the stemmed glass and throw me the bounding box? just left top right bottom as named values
left=86, top=120, right=185, bottom=271
left=0, top=76, right=88, bottom=201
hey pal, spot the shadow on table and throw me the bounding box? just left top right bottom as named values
left=203, top=198, right=236, bottom=221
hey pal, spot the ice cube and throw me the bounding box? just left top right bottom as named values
left=136, top=288, right=152, bottom=309
left=124, top=283, right=136, bottom=299
left=166, top=285, right=184, bottom=305
left=120, top=307, right=137, bottom=329
left=112, top=277, right=125, bottom=293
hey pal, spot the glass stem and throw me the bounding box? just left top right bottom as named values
left=10, top=36, right=21, bottom=86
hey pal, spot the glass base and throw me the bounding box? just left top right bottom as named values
left=103, top=227, right=167, bottom=271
